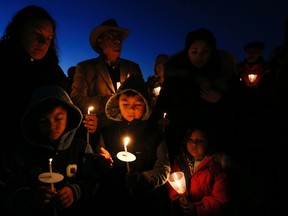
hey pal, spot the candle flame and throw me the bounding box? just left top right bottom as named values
left=124, top=137, right=130, bottom=147
left=163, top=112, right=167, bottom=119
left=248, top=74, right=257, bottom=83
left=88, top=106, right=94, bottom=114
left=154, top=86, right=161, bottom=96
left=49, top=158, right=52, bottom=164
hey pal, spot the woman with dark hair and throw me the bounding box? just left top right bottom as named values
left=151, top=28, right=244, bottom=162
left=0, top=5, right=97, bottom=200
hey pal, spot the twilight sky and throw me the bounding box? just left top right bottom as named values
left=1, top=0, right=287, bottom=80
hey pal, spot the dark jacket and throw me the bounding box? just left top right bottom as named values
left=1, top=85, right=100, bottom=216
left=0, top=39, right=71, bottom=181
left=151, top=49, right=245, bottom=161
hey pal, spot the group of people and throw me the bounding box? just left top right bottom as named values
left=0, top=4, right=287, bottom=216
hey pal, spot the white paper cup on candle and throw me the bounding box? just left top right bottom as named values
left=168, top=171, right=186, bottom=194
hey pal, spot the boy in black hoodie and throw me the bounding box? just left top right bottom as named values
left=1, top=85, right=108, bottom=216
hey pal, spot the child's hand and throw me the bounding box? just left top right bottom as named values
left=52, top=186, right=74, bottom=210
left=179, top=195, right=196, bottom=215
left=83, top=114, right=98, bottom=133
left=99, top=147, right=113, bottom=167
left=26, top=186, right=57, bottom=209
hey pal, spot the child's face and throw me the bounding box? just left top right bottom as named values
left=186, top=129, right=208, bottom=160
left=119, top=93, right=145, bottom=122
left=37, top=106, right=67, bottom=141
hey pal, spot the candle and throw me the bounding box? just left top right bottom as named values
left=162, top=112, right=167, bottom=133
left=49, top=158, right=53, bottom=176
left=163, top=112, right=167, bottom=119
left=123, top=137, right=130, bottom=172
left=49, top=158, right=54, bottom=191
left=87, top=106, right=94, bottom=144
left=116, top=82, right=121, bottom=90
left=123, top=137, right=130, bottom=156
left=248, top=74, right=257, bottom=84
left=87, top=106, right=94, bottom=114
left=168, top=171, right=186, bottom=194
left=154, top=86, right=161, bottom=96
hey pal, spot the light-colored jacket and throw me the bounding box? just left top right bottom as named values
left=70, top=55, right=142, bottom=128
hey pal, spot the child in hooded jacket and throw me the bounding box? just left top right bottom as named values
left=94, top=74, right=171, bottom=215
left=1, top=85, right=108, bottom=216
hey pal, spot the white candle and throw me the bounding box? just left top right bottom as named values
left=49, top=158, right=53, bottom=176
left=49, top=158, right=54, bottom=191
left=123, top=137, right=130, bottom=172
left=162, top=112, right=167, bottom=133
left=87, top=106, right=94, bottom=144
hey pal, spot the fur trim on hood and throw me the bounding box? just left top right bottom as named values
left=105, top=74, right=151, bottom=121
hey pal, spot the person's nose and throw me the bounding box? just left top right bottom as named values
left=38, top=36, right=51, bottom=45
left=128, top=104, right=136, bottom=110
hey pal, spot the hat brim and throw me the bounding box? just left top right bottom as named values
left=89, top=26, right=130, bottom=53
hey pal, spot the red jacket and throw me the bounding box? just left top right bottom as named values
left=168, top=155, right=230, bottom=216
left=237, top=59, right=270, bottom=87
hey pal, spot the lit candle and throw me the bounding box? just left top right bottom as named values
left=87, top=106, right=94, bottom=144
left=49, top=158, right=54, bottom=191
left=162, top=112, right=167, bottom=133
left=163, top=112, right=167, bottom=119
left=49, top=158, right=53, bottom=176
left=123, top=137, right=130, bottom=172
left=168, top=171, right=186, bottom=194
left=248, top=74, right=257, bottom=84
left=116, top=82, right=121, bottom=90
left=123, top=137, right=130, bottom=156
left=154, top=86, right=161, bottom=96
left=87, top=106, right=94, bottom=114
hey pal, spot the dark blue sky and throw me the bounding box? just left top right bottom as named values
left=1, top=0, right=287, bottom=80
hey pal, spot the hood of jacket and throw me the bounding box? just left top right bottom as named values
left=21, top=85, right=83, bottom=150
left=105, top=74, right=151, bottom=121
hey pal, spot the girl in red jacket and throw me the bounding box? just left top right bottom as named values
left=167, top=126, right=230, bottom=216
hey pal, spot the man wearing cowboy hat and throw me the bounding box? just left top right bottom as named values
left=70, top=18, right=143, bottom=133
